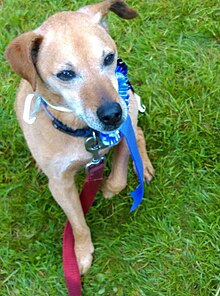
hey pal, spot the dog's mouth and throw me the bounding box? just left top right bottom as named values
left=100, top=120, right=124, bottom=132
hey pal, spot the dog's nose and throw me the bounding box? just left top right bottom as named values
left=97, top=102, right=122, bottom=127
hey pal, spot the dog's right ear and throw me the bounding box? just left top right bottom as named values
left=79, top=0, right=138, bottom=26
left=4, top=32, right=43, bottom=91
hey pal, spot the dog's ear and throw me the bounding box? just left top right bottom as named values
left=79, top=0, right=138, bottom=25
left=4, top=32, right=43, bottom=91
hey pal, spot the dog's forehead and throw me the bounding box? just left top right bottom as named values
left=36, top=11, right=115, bottom=59
left=37, top=11, right=108, bottom=40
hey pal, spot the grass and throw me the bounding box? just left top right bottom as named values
left=0, top=0, right=220, bottom=295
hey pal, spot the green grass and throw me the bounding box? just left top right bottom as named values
left=0, top=0, right=220, bottom=295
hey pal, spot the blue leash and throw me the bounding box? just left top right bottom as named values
left=120, top=115, right=144, bottom=211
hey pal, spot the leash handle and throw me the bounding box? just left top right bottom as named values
left=63, top=221, right=81, bottom=295
left=63, top=162, right=105, bottom=296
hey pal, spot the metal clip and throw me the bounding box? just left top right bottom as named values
left=85, top=132, right=106, bottom=171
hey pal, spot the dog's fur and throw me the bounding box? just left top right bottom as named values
left=5, top=0, right=154, bottom=274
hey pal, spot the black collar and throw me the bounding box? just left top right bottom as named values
left=41, top=100, right=93, bottom=138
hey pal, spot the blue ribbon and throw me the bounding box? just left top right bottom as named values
left=99, top=59, right=145, bottom=211
left=120, top=115, right=144, bottom=211
left=99, top=59, right=130, bottom=147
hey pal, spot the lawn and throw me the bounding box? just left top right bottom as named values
left=0, top=0, right=219, bottom=295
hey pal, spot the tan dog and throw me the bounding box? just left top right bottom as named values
left=5, top=0, right=154, bottom=274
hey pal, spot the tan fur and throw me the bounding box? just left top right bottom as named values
left=5, top=0, right=154, bottom=275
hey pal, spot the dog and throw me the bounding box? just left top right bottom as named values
left=5, top=0, right=154, bottom=275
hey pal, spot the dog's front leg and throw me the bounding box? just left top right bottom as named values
left=135, top=126, right=155, bottom=183
left=102, top=138, right=130, bottom=198
left=48, top=173, right=94, bottom=275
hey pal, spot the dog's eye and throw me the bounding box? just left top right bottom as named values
left=104, top=53, right=115, bottom=66
left=56, top=70, right=76, bottom=81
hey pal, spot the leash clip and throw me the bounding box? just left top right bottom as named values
left=85, top=132, right=106, bottom=172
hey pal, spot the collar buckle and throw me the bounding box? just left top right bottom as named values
left=85, top=132, right=107, bottom=172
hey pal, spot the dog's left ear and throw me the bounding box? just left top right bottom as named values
left=79, top=0, right=138, bottom=25
left=4, top=32, right=43, bottom=91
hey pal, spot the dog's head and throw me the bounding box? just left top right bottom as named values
left=4, top=0, right=138, bottom=133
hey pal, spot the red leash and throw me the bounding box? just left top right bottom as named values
left=62, top=162, right=105, bottom=296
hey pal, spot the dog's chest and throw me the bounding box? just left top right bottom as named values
left=51, top=143, right=110, bottom=176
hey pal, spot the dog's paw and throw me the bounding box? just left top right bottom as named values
left=143, top=160, right=155, bottom=184
left=102, top=187, right=115, bottom=199
left=102, top=178, right=126, bottom=199
left=75, top=241, right=94, bottom=275
left=133, top=159, right=155, bottom=184
left=102, top=182, right=117, bottom=199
